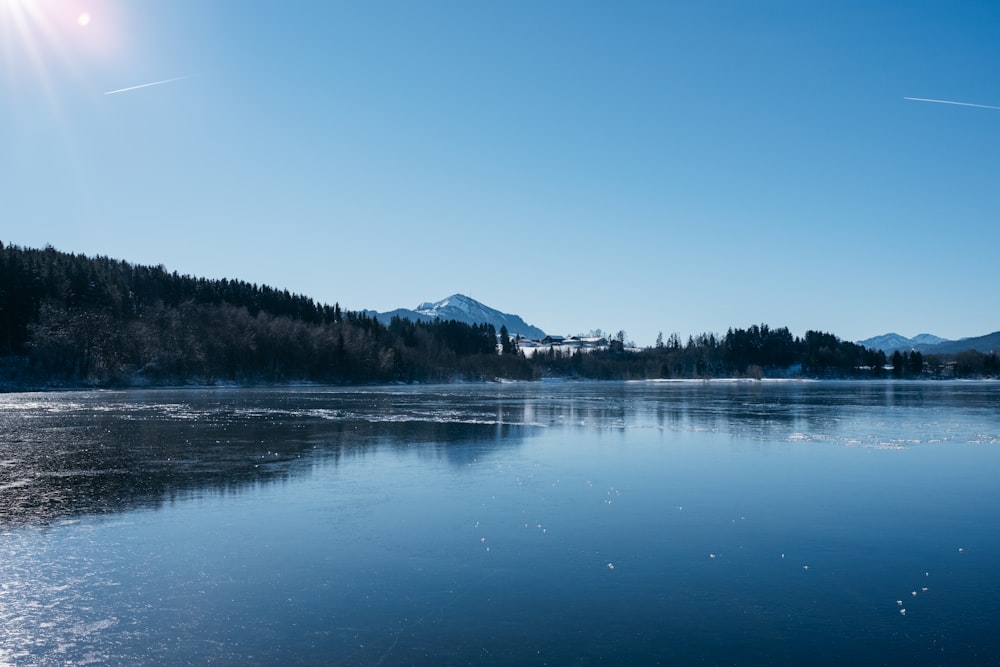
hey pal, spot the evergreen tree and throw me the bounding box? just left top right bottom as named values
left=891, top=350, right=904, bottom=378
left=499, top=325, right=514, bottom=355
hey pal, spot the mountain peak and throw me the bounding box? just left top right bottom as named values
left=857, top=332, right=952, bottom=353
left=374, top=294, right=547, bottom=340
left=856, top=333, right=913, bottom=352
left=416, top=294, right=477, bottom=314
left=911, top=333, right=948, bottom=346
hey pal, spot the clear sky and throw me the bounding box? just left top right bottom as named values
left=3, top=0, right=998, bottom=346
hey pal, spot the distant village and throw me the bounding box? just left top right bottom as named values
left=510, top=335, right=610, bottom=358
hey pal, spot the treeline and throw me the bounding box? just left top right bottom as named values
left=1, top=243, right=996, bottom=388
left=0, top=242, right=532, bottom=386
left=529, top=325, right=982, bottom=380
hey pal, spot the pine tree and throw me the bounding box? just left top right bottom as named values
left=499, top=325, right=514, bottom=355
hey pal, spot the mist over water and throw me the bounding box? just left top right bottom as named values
left=2, top=382, right=999, bottom=665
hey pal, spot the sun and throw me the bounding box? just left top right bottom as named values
left=1, top=0, right=120, bottom=92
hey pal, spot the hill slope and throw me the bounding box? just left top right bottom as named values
left=0, top=242, right=531, bottom=387
left=918, top=332, right=1000, bottom=355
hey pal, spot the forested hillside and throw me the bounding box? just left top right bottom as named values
left=1, top=242, right=995, bottom=389
left=0, top=242, right=528, bottom=386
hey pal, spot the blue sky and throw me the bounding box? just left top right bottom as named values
left=3, top=1, right=998, bottom=345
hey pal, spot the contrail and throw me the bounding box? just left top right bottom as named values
left=904, top=96, right=1000, bottom=111
left=104, top=75, right=196, bottom=96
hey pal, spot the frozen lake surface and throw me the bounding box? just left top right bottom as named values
left=2, top=381, right=999, bottom=665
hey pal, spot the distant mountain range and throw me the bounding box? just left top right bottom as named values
left=858, top=331, right=1000, bottom=355
left=367, top=294, right=547, bottom=340
left=856, top=333, right=948, bottom=352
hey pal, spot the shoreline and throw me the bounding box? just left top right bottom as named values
left=4, top=375, right=998, bottom=395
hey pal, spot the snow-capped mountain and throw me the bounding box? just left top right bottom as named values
left=857, top=333, right=949, bottom=353
left=909, top=333, right=949, bottom=347
left=859, top=331, right=1000, bottom=355
left=856, top=333, right=914, bottom=352
left=370, top=294, right=547, bottom=340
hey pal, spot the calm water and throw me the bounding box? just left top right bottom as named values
left=1, top=381, right=999, bottom=665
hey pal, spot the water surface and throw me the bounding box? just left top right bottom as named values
left=2, top=381, right=999, bottom=665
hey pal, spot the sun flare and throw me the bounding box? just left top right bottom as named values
left=1, top=0, right=120, bottom=92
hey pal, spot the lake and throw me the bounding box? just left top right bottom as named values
left=2, top=381, right=999, bottom=665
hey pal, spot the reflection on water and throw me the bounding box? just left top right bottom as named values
left=5, top=381, right=994, bottom=525
left=0, top=388, right=534, bottom=525
left=1, top=381, right=999, bottom=665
